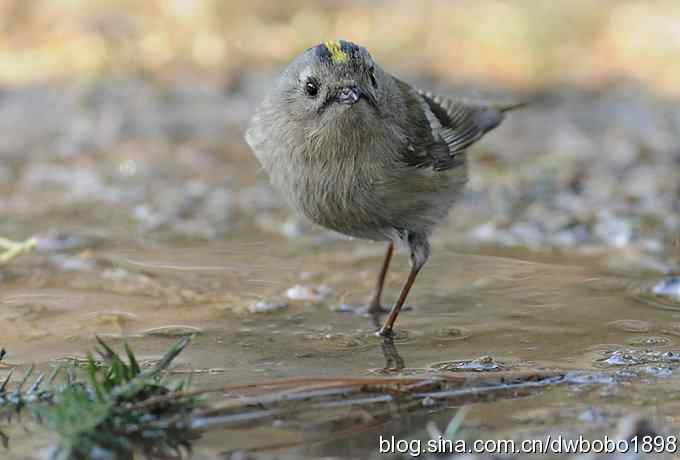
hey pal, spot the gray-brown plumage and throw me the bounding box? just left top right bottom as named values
left=245, top=40, right=522, bottom=336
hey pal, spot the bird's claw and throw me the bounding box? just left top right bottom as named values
left=365, top=301, right=391, bottom=315
left=376, top=326, right=394, bottom=337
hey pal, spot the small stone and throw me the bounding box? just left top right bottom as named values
left=422, top=396, right=436, bottom=406
left=627, top=336, right=671, bottom=346
left=36, top=232, right=91, bottom=252
left=330, top=303, right=356, bottom=313
left=660, top=351, right=680, bottom=362
left=593, top=210, right=634, bottom=248
left=644, top=366, right=673, bottom=377
left=603, top=350, right=642, bottom=366
left=431, top=355, right=502, bottom=372
left=248, top=301, right=288, bottom=314
left=578, top=408, right=605, bottom=422
left=280, top=218, right=306, bottom=239
left=50, top=254, right=96, bottom=272
left=285, top=284, right=331, bottom=302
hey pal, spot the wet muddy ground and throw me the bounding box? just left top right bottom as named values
left=1, top=77, right=679, bottom=458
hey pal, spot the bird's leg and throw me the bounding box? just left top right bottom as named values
left=366, top=241, right=394, bottom=314
left=378, top=264, right=421, bottom=336
left=381, top=335, right=405, bottom=371
left=378, top=234, right=429, bottom=337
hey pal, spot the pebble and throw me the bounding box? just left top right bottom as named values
left=247, top=301, right=288, bottom=314
left=627, top=336, right=672, bottom=347
left=599, top=349, right=680, bottom=368
left=643, top=366, right=673, bottom=377
left=457, top=355, right=502, bottom=371
left=421, top=396, right=436, bottom=406
left=602, top=350, right=643, bottom=366
left=431, top=355, right=502, bottom=372
left=285, top=284, right=331, bottom=302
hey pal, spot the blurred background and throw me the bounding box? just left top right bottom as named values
left=1, top=0, right=677, bottom=272
left=1, top=0, right=680, bottom=92
left=1, top=2, right=680, bottom=457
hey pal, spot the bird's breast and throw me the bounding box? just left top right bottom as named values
left=274, top=152, right=393, bottom=240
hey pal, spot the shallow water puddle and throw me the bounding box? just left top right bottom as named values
left=2, top=232, right=679, bottom=458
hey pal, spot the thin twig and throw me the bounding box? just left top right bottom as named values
left=119, top=370, right=565, bottom=413
left=0, top=237, right=37, bottom=266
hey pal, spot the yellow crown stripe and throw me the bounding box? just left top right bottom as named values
left=324, top=41, right=348, bottom=64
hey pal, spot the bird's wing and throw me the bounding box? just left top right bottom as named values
left=415, top=90, right=524, bottom=171
left=391, top=78, right=524, bottom=171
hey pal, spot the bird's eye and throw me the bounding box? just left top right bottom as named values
left=304, top=78, right=319, bottom=97
left=369, top=67, right=377, bottom=88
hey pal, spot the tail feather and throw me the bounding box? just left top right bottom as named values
left=497, top=100, right=531, bottom=112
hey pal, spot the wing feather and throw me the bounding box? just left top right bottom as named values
left=394, top=78, right=523, bottom=171
left=419, top=91, right=507, bottom=159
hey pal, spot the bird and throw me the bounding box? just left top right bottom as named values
left=245, top=40, right=524, bottom=336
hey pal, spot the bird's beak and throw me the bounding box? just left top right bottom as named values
left=336, top=85, right=378, bottom=110
left=337, top=85, right=361, bottom=105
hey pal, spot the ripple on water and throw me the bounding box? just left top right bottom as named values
left=431, top=326, right=472, bottom=342
left=139, top=325, right=203, bottom=337
left=307, top=332, right=373, bottom=351
left=599, top=350, right=644, bottom=367
left=304, top=328, right=418, bottom=351
left=597, top=349, right=680, bottom=369
left=389, top=328, right=417, bottom=344
left=607, top=319, right=654, bottom=333
left=0, top=303, right=48, bottom=321
left=662, top=323, right=680, bottom=337
left=626, top=336, right=672, bottom=347
left=628, top=278, right=680, bottom=312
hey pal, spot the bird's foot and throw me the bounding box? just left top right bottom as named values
left=376, top=326, right=394, bottom=337
left=380, top=335, right=404, bottom=371
left=365, top=299, right=391, bottom=315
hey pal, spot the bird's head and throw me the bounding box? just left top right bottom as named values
left=270, top=40, right=385, bottom=137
